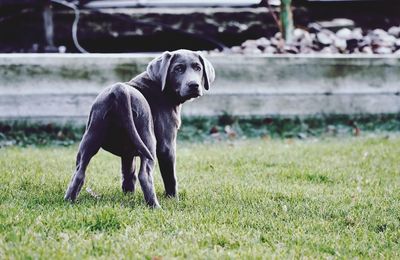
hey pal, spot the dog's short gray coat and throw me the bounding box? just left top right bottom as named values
left=64, top=49, right=215, bottom=207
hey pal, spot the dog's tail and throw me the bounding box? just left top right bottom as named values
left=114, top=85, right=154, bottom=161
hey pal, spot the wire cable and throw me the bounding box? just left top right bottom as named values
left=51, top=0, right=228, bottom=53
left=51, top=0, right=89, bottom=53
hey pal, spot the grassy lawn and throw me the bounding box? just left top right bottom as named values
left=0, top=136, right=399, bottom=258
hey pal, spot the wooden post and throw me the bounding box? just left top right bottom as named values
left=42, top=1, right=57, bottom=52
left=280, top=0, right=294, bottom=44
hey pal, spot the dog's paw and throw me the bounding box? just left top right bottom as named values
left=147, top=200, right=161, bottom=209
left=64, top=194, right=76, bottom=203
left=64, top=188, right=78, bottom=202
left=152, top=203, right=162, bottom=210
left=165, top=193, right=179, bottom=201
left=122, top=184, right=135, bottom=193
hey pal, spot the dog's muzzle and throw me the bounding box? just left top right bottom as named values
left=186, top=82, right=202, bottom=98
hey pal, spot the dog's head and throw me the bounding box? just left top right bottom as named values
left=147, top=49, right=215, bottom=103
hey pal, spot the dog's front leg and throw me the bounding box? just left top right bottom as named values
left=156, top=128, right=178, bottom=198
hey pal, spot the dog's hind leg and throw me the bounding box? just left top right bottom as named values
left=64, top=132, right=102, bottom=202
left=64, top=109, right=107, bottom=202
left=138, top=156, right=160, bottom=208
left=121, top=155, right=136, bottom=193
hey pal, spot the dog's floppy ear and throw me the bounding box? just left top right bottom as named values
left=198, top=52, right=215, bottom=90
left=147, top=51, right=174, bottom=91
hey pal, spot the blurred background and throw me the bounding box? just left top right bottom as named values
left=1, top=0, right=400, bottom=54
left=1, top=0, right=400, bottom=145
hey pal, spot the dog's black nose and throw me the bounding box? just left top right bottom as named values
left=188, top=82, right=200, bottom=90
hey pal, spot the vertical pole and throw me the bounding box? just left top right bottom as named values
left=43, top=1, right=56, bottom=51
left=280, top=0, right=294, bottom=44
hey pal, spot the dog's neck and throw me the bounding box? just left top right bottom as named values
left=126, top=72, right=182, bottom=125
left=127, top=72, right=176, bottom=104
left=127, top=72, right=182, bottom=129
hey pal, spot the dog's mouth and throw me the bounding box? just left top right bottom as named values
left=174, top=88, right=203, bottom=104
left=175, top=91, right=201, bottom=104
left=181, top=91, right=202, bottom=102
left=178, top=88, right=201, bottom=99
left=186, top=91, right=202, bottom=99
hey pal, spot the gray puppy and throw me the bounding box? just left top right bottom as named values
left=64, top=49, right=215, bottom=208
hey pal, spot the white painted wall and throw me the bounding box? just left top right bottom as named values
left=0, top=54, right=399, bottom=123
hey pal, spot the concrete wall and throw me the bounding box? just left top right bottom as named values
left=0, top=54, right=400, bottom=123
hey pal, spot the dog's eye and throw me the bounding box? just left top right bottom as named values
left=175, top=65, right=185, bottom=73
left=193, top=64, right=202, bottom=71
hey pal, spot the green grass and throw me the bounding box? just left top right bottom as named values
left=0, top=136, right=399, bottom=258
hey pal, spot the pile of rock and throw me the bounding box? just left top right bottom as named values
left=217, top=25, right=400, bottom=55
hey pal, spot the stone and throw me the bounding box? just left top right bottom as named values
left=395, top=39, right=400, bottom=49
left=299, top=46, right=315, bottom=54
left=300, top=32, right=313, bottom=47
left=316, top=30, right=333, bottom=46
left=320, top=46, right=337, bottom=54
left=254, top=37, right=271, bottom=51
left=382, top=35, right=396, bottom=47
left=352, top=28, right=364, bottom=40
left=374, top=46, right=393, bottom=54
left=371, top=34, right=397, bottom=48
left=371, top=28, right=388, bottom=38
left=361, top=46, right=373, bottom=54
left=58, top=46, right=67, bottom=53
left=231, top=46, right=243, bottom=53
left=274, top=32, right=282, bottom=39
left=223, top=24, right=400, bottom=55
left=336, top=28, right=352, bottom=40
left=358, top=36, right=372, bottom=48
left=270, top=36, right=284, bottom=49
left=293, top=28, right=306, bottom=41
left=268, top=0, right=280, bottom=5
left=256, top=37, right=271, bottom=47
left=318, top=18, right=355, bottom=31
left=243, top=47, right=263, bottom=54
left=334, top=38, right=347, bottom=52
left=293, top=28, right=313, bottom=47
left=388, top=26, right=400, bottom=37
left=263, top=45, right=277, bottom=54
left=369, top=29, right=395, bottom=48
left=241, top=39, right=258, bottom=49
left=283, top=45, right=299, bottom=54
left=308, top=23, right=322, bottom=34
